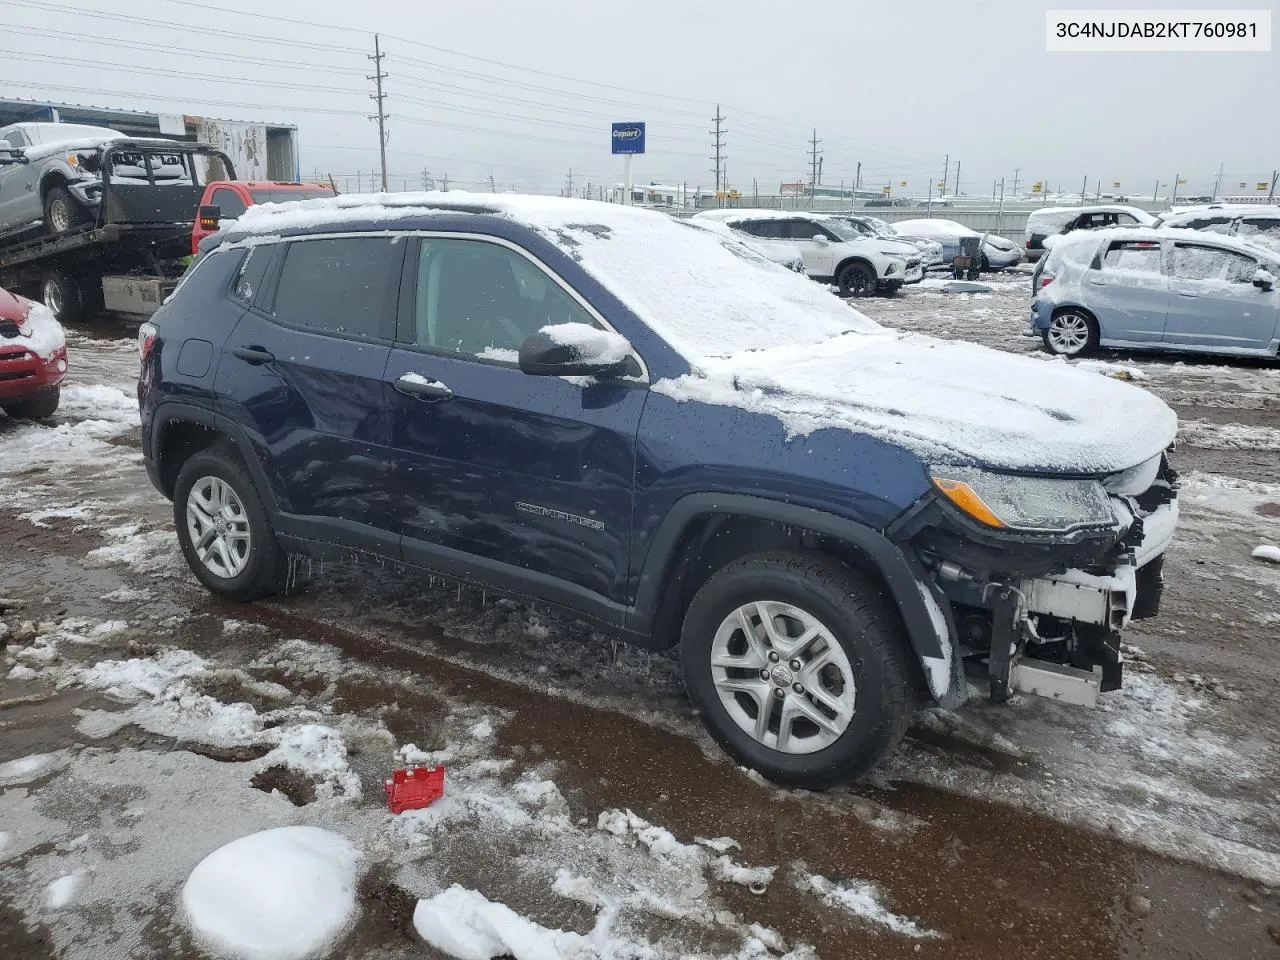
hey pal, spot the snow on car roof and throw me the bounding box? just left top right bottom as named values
left=1028, top=204, right=1154, bottom=220
left=1157, top=204, right=1280, bottom=223
left=1050, top=224, right=1280, bottom=259
left=890, top=218, right=980, bottom=238
left=692, top=208, right=832, bottom=223
left=235, top=191, right=881, bottom=362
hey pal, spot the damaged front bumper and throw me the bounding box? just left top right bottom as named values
left=904, top=454, right=1179, bottom=708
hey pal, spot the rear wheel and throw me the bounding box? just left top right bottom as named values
left=43, top=186, right=89, bottom=235
left=174, top=443, right=288, bottom=601
left=40, top=270, right=84, bottom=325
left=1, top=387, right=60, bottom=420
left=679, top=551, right=914, bottom=788
left=836, top=261, right=877, bottom=298
left=1043, top=309, right=1099, bottom=357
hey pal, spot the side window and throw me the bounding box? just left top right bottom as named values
left=1101, top=240, right=1161, bottom=273
left=786, top=220, right=828, bottom=240
left=747, top=220, right=786, bottom=239
left=271, top=236, right=400, bottom=339
left=1183, top=216, right=1234, bottom=234
left=232, top=243, right=275, bottom=304
left=412, top=238, right=600, bottom=359
left=1237, top=218, right=1280, bottom=239
left=210, top=188, right=248, bottom=219
left=1171, top=244, right=1255, bottom=283
left=1116, top=213, right=1138, bottom=225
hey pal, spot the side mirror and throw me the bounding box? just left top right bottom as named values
left=197, top=204, right=221, bottom=230
left=518, top=324, right=634, bottom=378
left=811, top=234, right=829, bottom=244
left=1253, top=275, right=1274, bottom=292
left=0, top=146, right=27, bottom=166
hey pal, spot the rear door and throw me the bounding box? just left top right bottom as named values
left=1084, top=238, right=1169, bottom=344
left=214, top=233, right=404, bottom=549
left=382, top=234, right=647, bottom=613
left=1164, top=242, right=1280, bottom=352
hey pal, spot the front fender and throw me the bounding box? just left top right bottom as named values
left=629, top=493, right=961, bottom=702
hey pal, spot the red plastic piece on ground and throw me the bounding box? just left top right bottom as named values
left=384, top=766, right=445, bottom=813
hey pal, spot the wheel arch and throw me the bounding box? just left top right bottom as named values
left=38, top=167, right=72, bottom=202
left=630, top=494, right=946, bottom=678
left=149, top=404, right=280, bottom=518
left=834, top=255, right=879, bottom=280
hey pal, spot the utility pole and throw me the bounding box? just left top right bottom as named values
left=565, top=168, right=573, bottom=198
left=420, top=167, right=433, bottom=191
left=1172, top=172, right=1179, bottom=204
left=808, top=128, right=822, bottom=204
left=441, top=172, right=449, bottom=192
left=1011, top=168, right=1020, bottom=197
left=490, top=174, right=496, bottom=194
left=710, top=104, right=726, bottom=201
left=367, top=34, right=389, bottom=191
left=953, top=160, right=960, bottom=198
left=1269, top=170, right=1279, bottom=201
left=1213, top=162, right=1224, bottom=200
left=941, top=154, right=949, bottom=197
left=1095, top=179, right=1101, bottom=201
left=926, top=179, right=933, bottom=216
left=1080, top=175, right=1088, bottom=205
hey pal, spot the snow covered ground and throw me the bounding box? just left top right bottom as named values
left=1, top=311, right=1279, bottom=959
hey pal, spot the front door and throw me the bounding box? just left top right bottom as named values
left=1084, top=238, right=1170, bottom=344
left=214, top=234, right=404, bottom=549
left=785, top=219, right=838, bottom=276
left=383, top=235, right=646, bottom=613
left=1164, top=242, right=1280, bottom=352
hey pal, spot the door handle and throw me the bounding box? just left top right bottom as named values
left=395, top=374, right=453, bottom=401
left=1175, top=290, right=1198, bottom=299
left=232, top=345, right=275, bottom=365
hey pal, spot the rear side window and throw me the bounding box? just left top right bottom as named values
left=1181, top=216, right=1234, bottom=233
left=733, top=220, right=784, bottom=239
left=785, top=220, right=828, bottom=240
left=1237, top=218, right=1280, bottom=238
left=271, top=236, right=401, bottom=339
left=233, top=244, right=275, bottom=305
left=1102, top=240, right=1161, bottom=273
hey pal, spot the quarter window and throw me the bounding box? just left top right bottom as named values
left=412, top=238, right=601, bottom=359
left=233, top=244, right=274, bottom=304
left=272, top=237, right=400, bottom=339
left=1237, top=218, right=1280, bottom=239
left=1170, top=244, right=1256, bottom=283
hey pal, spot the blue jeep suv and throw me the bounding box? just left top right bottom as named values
left=138, top=194, right=1180, bottom=786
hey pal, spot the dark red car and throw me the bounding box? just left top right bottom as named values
left=0, top=285, right=67, bottom=419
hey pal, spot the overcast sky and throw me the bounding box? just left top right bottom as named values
left=2, top=0, right=1276, bottom=198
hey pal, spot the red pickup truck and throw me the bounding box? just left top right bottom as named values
left=192, top=180, right=336, bottom=254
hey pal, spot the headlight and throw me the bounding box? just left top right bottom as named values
left=929, top=466, right=1115, bottom=533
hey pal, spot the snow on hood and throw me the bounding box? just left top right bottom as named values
left=892, top=218, right=981, bottom=239
left=654, top=333, right=1178, bottom=475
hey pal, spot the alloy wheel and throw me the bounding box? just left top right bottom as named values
left=186, top=476, right=252, bottom=579
left=1047, top=312, right=1091, bottom=355
left=709, top=600, right=856, bottom=755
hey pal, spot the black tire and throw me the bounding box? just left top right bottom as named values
left=836, top=261, right=877, bottom=298
left=43, top=186, right=89, bottom=235
left=1042, top=308, right=1099, bottom=357
left=679, top=550, right=914, bottom=789
left=173, top=442, right=288, bottom=602
left=1, top=386, right=60, bottom=420
left=40, top=270, right=83, bottom=325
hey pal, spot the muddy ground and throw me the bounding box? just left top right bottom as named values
left=2, top=275, right=1279, bottom=959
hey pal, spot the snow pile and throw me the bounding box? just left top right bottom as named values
left=413, top=884, right=644, bottom=960
left=85, top=527, right=182, bottom=577
left=1178, top=420, right=1280, bottom=452
left=58, top=385, right=140, bottom=426
left=182, top=826, right=360, bottom=960
left=598, top=808, right=775, bottom=890
left=0, top=752, right=61, bottom=786
left=653, top=332, right=1178, bottom=472
left=45, top=873, right=85, bottom=910
left=258, top=724, right=362, bottom=801
left=1070, top=359, right=1148, bottom=381
left=802, top=870, right=940, bottom=939
left=1252, top=544, right=1280, bottom=564
left=540, top=323, right=631, bottom=365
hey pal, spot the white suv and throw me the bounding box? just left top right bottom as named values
left=690, top=209, right=916, bottom=296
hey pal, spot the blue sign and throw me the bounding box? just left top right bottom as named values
left=611, top=122, right=646, bottom=155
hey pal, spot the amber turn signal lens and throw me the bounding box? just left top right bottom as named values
left=931, top=477, right=1006, bottom=529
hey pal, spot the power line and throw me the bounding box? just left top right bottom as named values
left=2, top=80, right=368, bottom=118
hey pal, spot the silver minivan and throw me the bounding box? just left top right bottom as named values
left=1030, top=227, right=1280, bottom=359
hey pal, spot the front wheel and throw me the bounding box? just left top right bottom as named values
left=2, top=386, right=60, bottom=420
left=679, top=551, right=914, bottom=788
left=173, top=443, right=288, bottom=601
left=1043, top=309, right=1099, bottom=357
left=836, top=261, right=877, bottom=298
left=43, top=186, right=89, bottom=235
